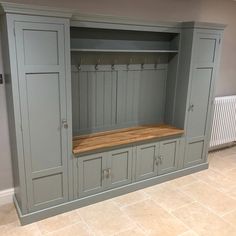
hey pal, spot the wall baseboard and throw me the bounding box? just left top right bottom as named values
left=0, top=188, right=14, bottom=206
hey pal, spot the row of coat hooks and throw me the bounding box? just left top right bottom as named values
left=75, top=57, right=162, bottom=71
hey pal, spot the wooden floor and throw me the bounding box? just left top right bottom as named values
left=73, top=124, right=184, bottom=155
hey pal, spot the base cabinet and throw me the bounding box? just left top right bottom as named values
left=77, top=137, right=183, bottom=197
left=135, top=138, right=181, bottom=181
left=77, top=147, right=133, bottom=197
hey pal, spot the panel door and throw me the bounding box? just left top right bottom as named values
left=185, top=32, right=221, bottom=167
left=78, top=153, right=108, bottom=197
left=15, top=21, right=69, bottom=211
left=135, top=142, right=159, bottom=181
left=107, top=147, right=133, bottom=189
left=158, top=139, right=179, bottom=175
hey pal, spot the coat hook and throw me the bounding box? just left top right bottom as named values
left=95, top=58, right=100, bottom=70
left=154, top=62, right=157, bottom=69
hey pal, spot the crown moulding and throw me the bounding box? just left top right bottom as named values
left=0, top=1, right=227, bottom=30
left=0, top=1, right=73, bottom=18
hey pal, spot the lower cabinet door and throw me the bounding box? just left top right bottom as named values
left=135, top=142, right=159, bottom=181
left=184, top=137, right=206, bottom=167
left=78, top=152, right=108, bottom=197
left=158, top=139, right=179, bottom=175
left=107, top=147, right=133, bottom=189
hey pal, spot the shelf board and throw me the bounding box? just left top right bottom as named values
left=70, top=48, right=179, bottom=53
left=73, top=124, right=184, bottom=155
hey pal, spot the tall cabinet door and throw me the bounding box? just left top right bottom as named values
left=15, top=21, right=69, bottom=211
left=185, top=31, right=221, bottom=167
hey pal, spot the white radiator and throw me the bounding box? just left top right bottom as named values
left=210, top=96, right=236, bottom=148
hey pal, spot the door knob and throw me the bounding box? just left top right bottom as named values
left=103, top=169, right=108, bottom=179
left=159, top=155, right=164, bottom=164
left=62, top=119, right=68, bottom=129
left=188, top=104, right=194, bottom=112
left=108, top=168, right=111, bottom=178
left=155, top=156, right=159, bottom=166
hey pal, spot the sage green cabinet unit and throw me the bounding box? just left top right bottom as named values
left=158, top=139, right=179, bottom=175
left=135, top=142, right=159, bottom=181
left=0, top=2, right=225, bottom=224
left=78, top=152, right=107, bottom=197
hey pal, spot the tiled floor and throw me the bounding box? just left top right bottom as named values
left=1, top=147, right=236, bottom=236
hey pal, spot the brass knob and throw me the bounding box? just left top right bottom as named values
left=159, top=155, right=164, bottom=164
left=62, top=119, right=68, bottom=129
left=155, top=156, right=159, bottom=166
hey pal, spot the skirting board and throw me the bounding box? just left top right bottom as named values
left=0, top=188, right=14, bottom=206
left=209, top=142, right=236, bottom=152
left=14, top=162, right=208, bottom=225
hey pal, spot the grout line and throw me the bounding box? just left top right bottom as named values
left=118, top=203, right=147, bottom=235
left=76, top=211, right=98, bottom=236
left=151, top=199, right=192, bottom=234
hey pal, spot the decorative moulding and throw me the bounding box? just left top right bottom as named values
left=0, top=1, right=72, bottom=18
left=0, top=2, right=226, bottom=31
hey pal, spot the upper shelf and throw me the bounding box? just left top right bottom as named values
left=70, top=27, right=180, bottom=54
left=70, top=48, right=179, bottom=53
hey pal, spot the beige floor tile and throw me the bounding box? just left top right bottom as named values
left=227, top=186, right=236, bottom=199
left=163, top=175, right=198, bottom=189
left=145, top=185, right=195, bottom=212
left=193, top=168, right=236, bottom=192
left=209, top=155, right=236, bottom=173
left=222, top=209, right=236, bottom=228
left=179, top=230, right=199, bottom=236
left=143, top=182, right=166, bottom=194
left=113, top=190, right=150, bottom=208
left=46, top=222, right=93, bottom=236
left=78, top=201, right=134, bottom=235
left=0, top=221, right=41, bottom=236
left=173, top=202, right=236, bottom=236
left=223, top=168, right=236, bottom=181
left=181, top=181, right=236, bottom=216
left=37, top=210, right=82, bottom=235
left=212, top=146, right=236, bottom=157
left=114, top=227, right=146, bottom=236
left=123, top=199, right=187, bottom=236
left=0, top=203, right=18, bottom=226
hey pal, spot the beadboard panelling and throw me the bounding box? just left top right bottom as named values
left=72, top=64, right=167, bottom=135
left=72, top=68, right=117, bottom=135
